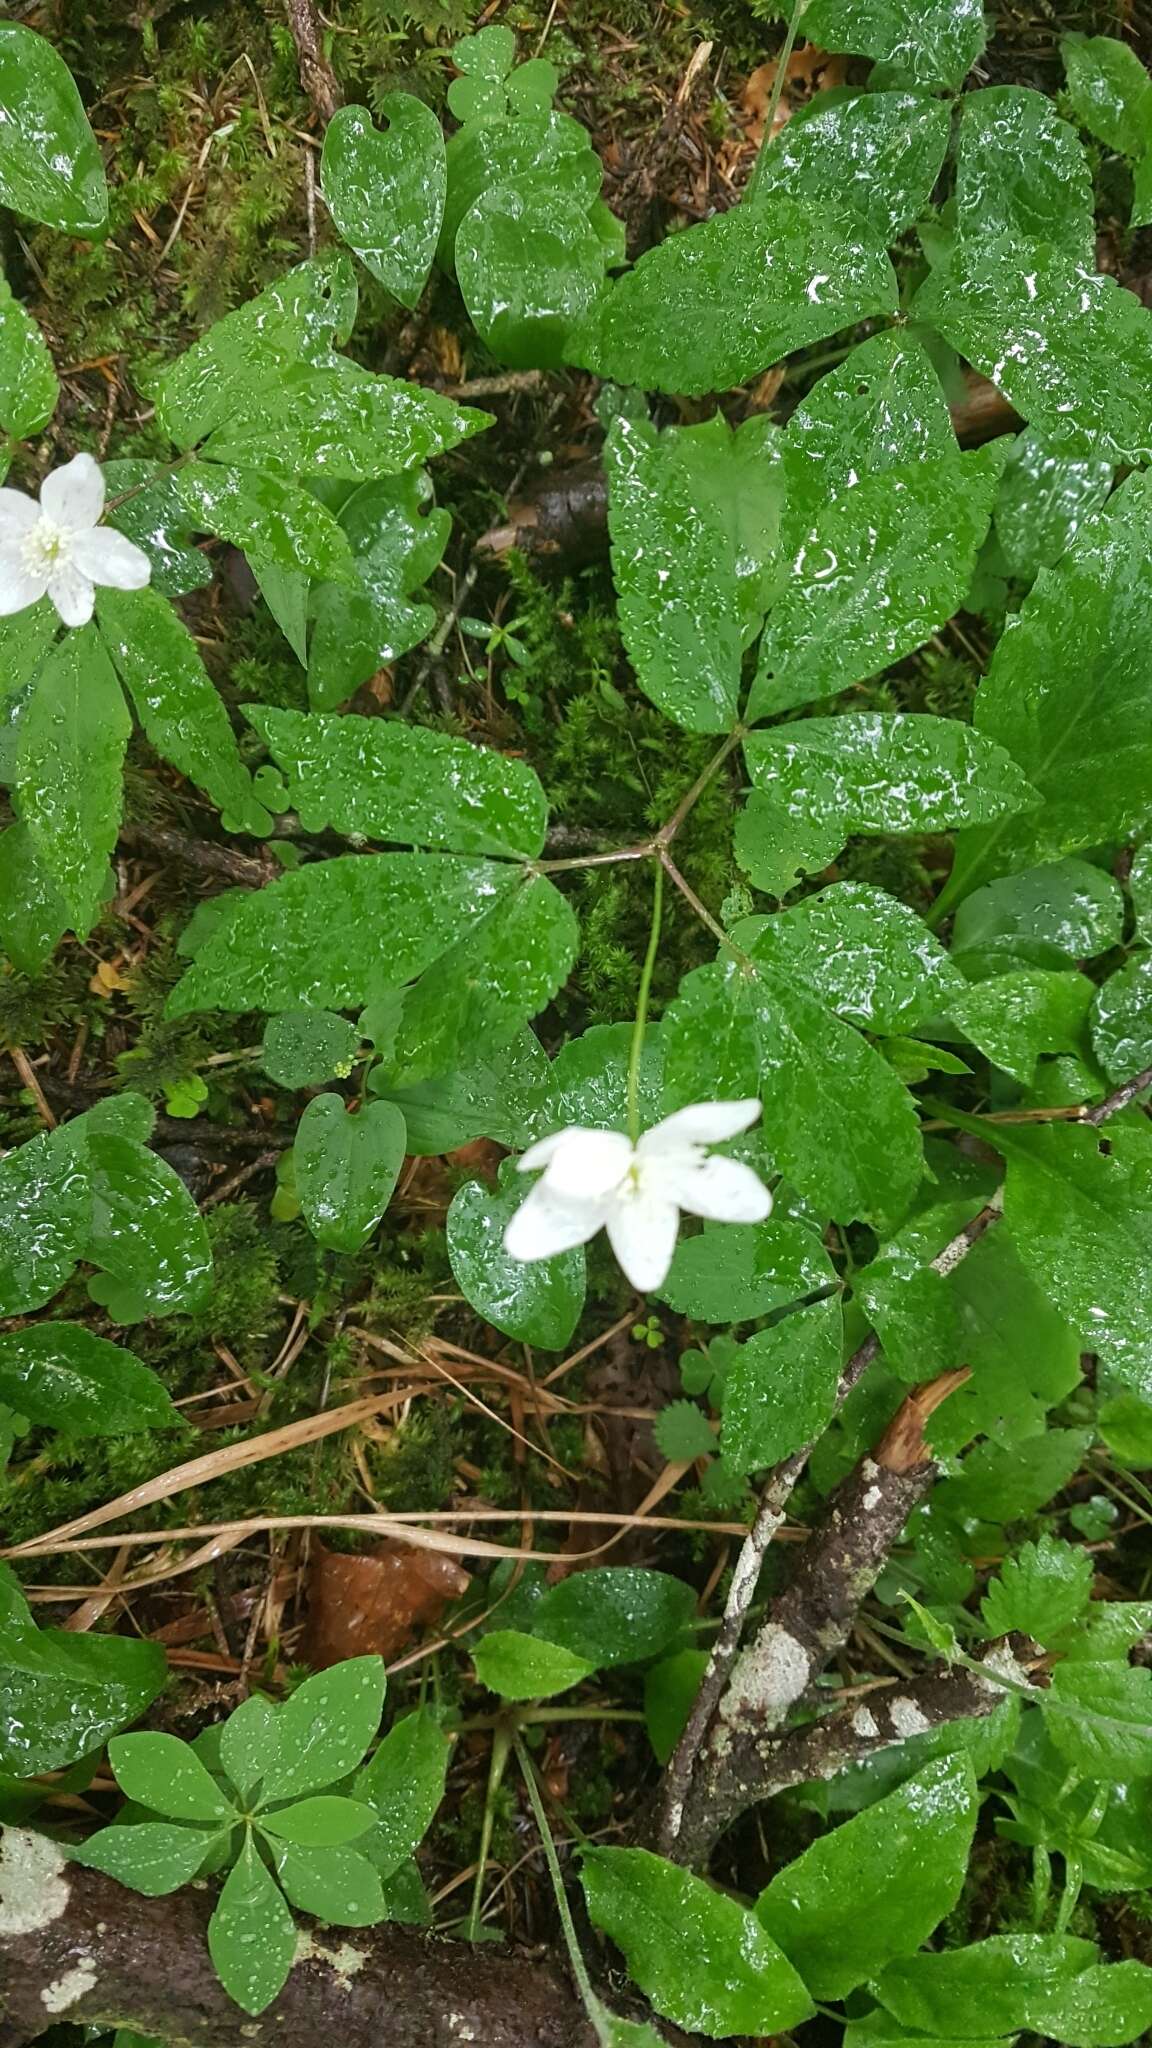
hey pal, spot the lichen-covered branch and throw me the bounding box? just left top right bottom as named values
left=283, top=0, right=342, bottom=123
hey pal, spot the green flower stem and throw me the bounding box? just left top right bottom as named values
left=744, top=0, right=810, bottom=205
left=464, top=1719, right=511, bottom=1943
left=627, top=860, right=664, bottom=1145
left=514, top=1735, right=610, bottom=2041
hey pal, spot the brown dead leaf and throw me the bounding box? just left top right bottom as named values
left=89, top=958, right=134, bottom=997
left=305, top=1538, right=470, bottom=1668
left=742, top=44, right=848, bottom=146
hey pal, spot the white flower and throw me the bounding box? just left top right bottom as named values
left=0, top=453, right=151, bottom=629
left=504, top=1100, right=772, bottom=1293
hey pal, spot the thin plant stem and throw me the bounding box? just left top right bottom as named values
left=744, top=0, right=809, bottom=203
left=657, top=728, right=743, bottom=847
left=627, top=860, right=664, bottom=1144
left=465, top=1721, right=511, bottom=1943
left=514, top=1736, right=607, bottom=2037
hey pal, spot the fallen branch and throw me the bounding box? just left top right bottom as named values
left=283, top=0, right=342, bottom=124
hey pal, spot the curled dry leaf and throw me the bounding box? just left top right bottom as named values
left=305, top=1538, right=471, bottom=1668
left=741, top=44, right=848, bottom=147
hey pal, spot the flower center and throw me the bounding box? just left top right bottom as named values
left=21, top=517, right=73, bottom=578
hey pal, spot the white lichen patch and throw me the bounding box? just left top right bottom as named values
left=862, top=1485, right=882, bottom=1511
left=980, top=1643, right=1031, bottom=1693
left=851, top=1706, right=880, bottom=1738
left=294, top=1928, right=367, bottom=1987
left=0, top=1830, right=71, bottom=1937
left=41, top=1961, right=97, bottom=2013
left=446, top=2014, right=479, bottom=2041
left=888, top=1697, right=931, bottom=1737
left=721, top=1625, right=811, bottom=1724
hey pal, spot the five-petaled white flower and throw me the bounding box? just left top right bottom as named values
left=504, top=1100, right=772, bottom=1292
left=0, top=453, right=151, bottom=629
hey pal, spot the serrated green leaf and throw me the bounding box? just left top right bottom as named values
left=259, top=1796, right=376, bottom=1846
left=175, top=463, right=355, bottom=583
left=733, top=789, right=844, bottom=897
left=473, top=1629, right=596, bottom=1700
left=321, top=98, right=446, bottom=306
left=664, top=954, right=923, bottom=1230
left=956, top=87, right=1094, bottom=261
left=262, top=1010, right=361, bottom=1089
left=722, top=1297, right=843, bottom=1475
left=857, top=1245, right=962, bottom=1382
left=0, top=1323, right=176, bottom=1436
left=660, top=1211, right=833, bottom=1324
left=369, top=1028, right=551, bottom=1156
left=208, top=1837, right=297, bottom=2014
left=155, top=255, right=358, bottom=448
left=546, top=1022, right=666, bottom=1137
left=939, top=1425, right=1093, bottom=1523
left=202, top=358, right=488, bottom=481
left=1091, top=952, right=1152, bottom=1084
left=1063, top=32, right=1152, bottom=159
left=269, top=1839, right=385, bottom=1927
left=261, top=1657, right=385, bottom=1801
left=749, top=882, right=964, bottom=1033
left=950, top=967, right=1092, bottom=1086
left=0, top=602, right=58, bottom=769
left=354, top=1710, right=449, bottom=1877
left=0, top=24, right=107, bottom=233
left=249, top=707, right=547, bottom=857
left=252, top=552, right=310, bottom=663
left=751, top=90, right=949, bottom=241
left=581, top=1848, right=814, bottom=2037
left=306, top=472, right=450, bottom=708
left=752, top=448, right=1001, bottom=719
left=0, top=281, right=58, bottom=438
left=533, top=1569, right=695, bottom=1667
left=916, top=235, right=1152, bottom=464
left=950, top=858, right=1123, bottom=974
left=74, top=1822, right=220, bottom=1895
left=0, top=1128, right=90, bottom=1315
left=1044, top=1661, right=1152, bottom=1782
left=994, top=429, right=1113, bottom=582
left=606, top=412, right=785, bottom=732
left=1130, top=841, right=1152, bottom=940
left=874, top=1934, right=1101, bottom=2039
left=758, top=1756, right=977, bottom=1997
left=653, top=1399, right=715, bottom=1461
left=82, top=1132, right=212, bottom=1322
left=0, top=1565, right=167, bottom=1775
left=458, top=184, right=606, bottom=369
left=14, top=624, right=129, bottom=935
left=981, top=1534, right=1093, bottom=1645
left=802, top=0, right=986, bottom=90
left=100, top=461, right=213, bottom=598
left=783, top=331, right=955, bottom=525
left=109, top=1731, right=235, bottom=1822
left=167, top=854, right=514, bottom=1018
left=0, top=823, right=70, bottom=973
left=294, top=1095, right=406, bottom=1253
left=570, top=195, right=896, bottom=397
left=447, top=1164, right=585, bottom=1349
left=932, top=1222, right=1083, bottom=1454
left=97, top=587, right=271, bottom=835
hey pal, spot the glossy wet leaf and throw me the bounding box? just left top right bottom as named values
left=440, top=109, right=602, bottom=264
left=749, top=883, right=964, bottom=1033
left=660, top=1211, right=833, bottom=1323
left=581, top=1848, right=814, bottom=2037
left=951, top=858, right=1123, bottom=973
left=473, top=1629, right=596, bottom=1700
left=208, top=1837, right=298, bottom=2015
left=382, top=877, right=578, bottom=1088
left=758, top=1756, right=977, bottom=1996
left=0, top=1128, right=90, bottom=1315
left=100, top=460, right=214, bottom=598
left=664, top=953, right=923, bottom=1230
left=1044, top=1661, right=1152, bottom=1783
left=546, top=1021, right=666, bottom=1137
left=97, top=588, right=271, bottom=836
left=949, top=472, right=1152, bottom=894
left=0, top=23, right=107, bottom=232
left=916, top=235, right=1152, bottom=464
left=82, top=1133, right=212, bottom=1322
left=458, top=184, right=606, bottom=369
left=262, top=1010, right=361, bottom=1090
left=0, top=1564, right=167, bottom=1774
left=261, top=1657, right=386, bottom=1801
left=0, top=602, right=57, bottom=751
left=259, top=1796, right=376, bottom=1846
left=14, top=625, right=129, bottom=936
left=722, top=1297, right=844, bottom=1475
left=370, top=1028, right=551, bottom=1156
left=950, top=967, right=1093, bottom=1085
left=306, top=472, right=450, bottom=708
left=752, top=90, right=949, bottom=241
left=956, top=87, right=1094, bottom=261
left=607, top=412, right=784, bottom=732
left=940, top=1423, right=1092, bottom=1523
left=155, top=254, right=358, bottom=448
left=354, top=1709, right=450, bottom=1877
left=1062, top=32, right=1152, bottom=159
left=0, top=281, right=57, bottom=439
left=733, top=789, right=845, bottom=898
left=108, top=1731, right=236, bottom=1822
left=294, top=1095, right=406, bottom=1253
left=321, top=98, right=446, bottom=306
left=1091, top=953, right=1152, bottom=1084
left=0, top=823, right=70, bottom=974
left=269, top=1840, right=385, bottom=1927
left=220, top=1693, right=280, bottom=1800
left=749, top=448, right=1001, bottom=719
left=203, top=358, right=489, bottom=481
left=645, top=1649, right=710, bottom=1766
left=250, top=706, right=547, bottom=857
left=783, top=331, right=955, bottom=525
left=0, top=1323, right=176, bottom=1437
left=994, top=429, right=1113, bottom=582
left=803, top=0, right=986, bottom=89
left=167, top=854, right=514, bottom=1017
left=74, top=1822, right=220, bottom=1895
left=533, top=1569, right=696, bottom=1667
left=570, top=195, right=896, bottom=396
left=175, top=463, right=354, bottom=583
left=1132, top=843, right=1152, bottom=941
left=447, top=1165, right=585, bottom=1349
left=874, top=1934, right=1102, bottom=2038
left=980, top=1534, right=1093, bottom=1645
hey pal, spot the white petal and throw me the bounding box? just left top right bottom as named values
left=605, top=1189, right=681, bottom=1292
left=40, top=452, right=105, bottom=531
left=0, top=489, right=39, bottom=540
left=503, top=1181, right=606, bottom=1262
left=664, top=1155, right=773, bottom=1226
left=520, top=1125, right=634, bottom=1203
left=638, top=1099, right=763, bottom=1158
left=47, top=562, right=96, bottom=627
left=72, top=525, right=151, bottom=591
left=0, top=547, right=48, bottom=616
